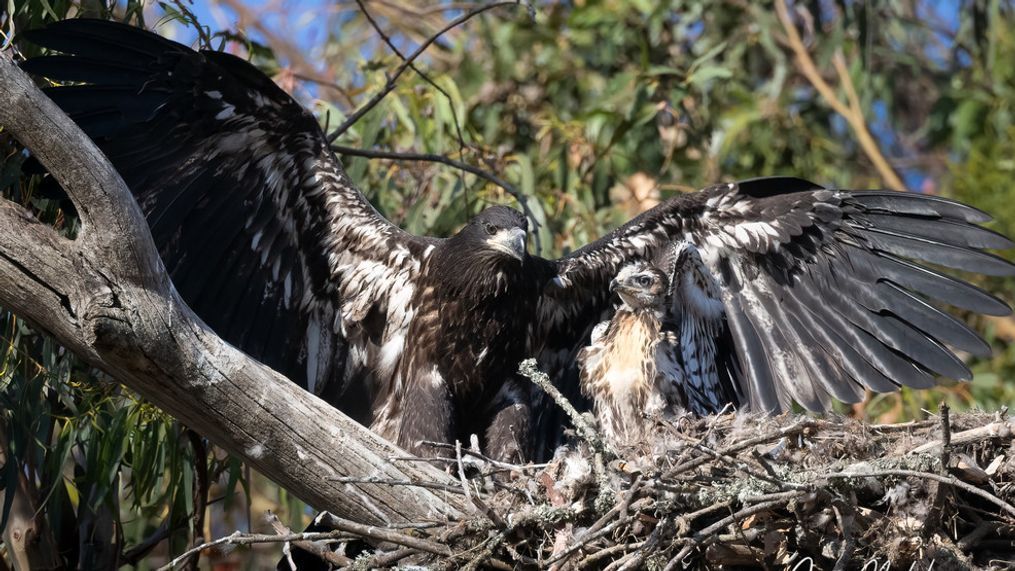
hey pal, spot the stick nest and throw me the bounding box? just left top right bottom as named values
left=311, top=411, right=1015, bottom=570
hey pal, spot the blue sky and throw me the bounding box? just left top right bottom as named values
left=161, top=0, right=334, bottom=54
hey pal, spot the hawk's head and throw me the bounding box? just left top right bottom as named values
left=610, top=262, right=668, bottom=311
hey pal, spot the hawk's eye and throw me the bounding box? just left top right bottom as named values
left=483, top=222, right=497, bottom=235
left=636, top=275, right=652, bottom=287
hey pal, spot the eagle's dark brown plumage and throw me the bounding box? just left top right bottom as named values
left=366, top=206, right=544, bottom=461
left=21, top=20, right=551, bottom=461
left=23, top=20, right=1015, bottom=468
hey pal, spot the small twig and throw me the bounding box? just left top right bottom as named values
left=545, top=516, right=628, bottom=566
left=871, top=419, right=937, bottom=432
left=155, top=529, right=351, bottom=571
left=674, top=501, right=732, bottom=534
left=332, top=145, right=542, bottom=253
left=314, top=511, right=453, bottom=556
left=518, top=358, right=612, bottom=455
left=692, top=492, right=808, bottom=541
left=664, top=544, right=696, bottom=571
left=824, top=469, right=1015, bottom=518
left=389, top=455, right=456, bottom=465
left=419, top=440, right=549, bottom=472
left=670, top=430, right=807, bottom=491
left=616, top=516, right=668, bottom=571
left=940, top=401, right=952, bottom=470
left=577, top=541, right=645, bottom=569
left=504, top=543, right=540, bottom=567
left=266, top=511, right=351, bottom=568
left=751, top=447, right=782, bottom=479
left=455, top=440, right=507, bottom=528
left=545, top=495, right=650, bottom=566
left=359, top=547, right=419, bottom=568
left=327, top=1, right=522, bottom=142
left=738, top=490, right=811, bottom=504
left=667, top=418, right=821, bottom=476
left=604, top=551, right=638, bottom=571
left=461, top=532, right=507, bottom=571
left=909, top=420, right=1014, bottom=454
left=619, top=475, right=643, bottom=519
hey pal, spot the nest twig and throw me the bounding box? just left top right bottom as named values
left=286, top=410, right=1015, bottom=569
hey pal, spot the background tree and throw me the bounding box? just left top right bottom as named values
left=1, top=0, right=1013, bottom=568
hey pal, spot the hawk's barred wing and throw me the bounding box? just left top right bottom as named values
left=22, top=19, right=433, bottom=415
left=657, top=242, right=742, bottom=415
left=538, top=177, right=1014, bottom=413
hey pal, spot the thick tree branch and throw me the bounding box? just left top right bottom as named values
left=0, top=52, right=161, bottom=278
left=0, top=50, right=463, bottom=526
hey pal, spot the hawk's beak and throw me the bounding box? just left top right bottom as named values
left=609, top=278, right=620, bottom=291
left=488, top=227, right=527, bottom=261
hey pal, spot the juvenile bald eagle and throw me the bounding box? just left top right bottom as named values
left=23, top=20, right=1015, bottom=464
left=22, top=19, right=547, bottom=461
left=578, top=246, right=739, bottom=444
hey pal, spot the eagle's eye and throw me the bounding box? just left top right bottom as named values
left=483, top=222, right=497, bottom=235
left=635, top=275, right=652, bottom=287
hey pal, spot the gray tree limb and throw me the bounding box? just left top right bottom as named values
left=0, top=50, right=463, bottom=525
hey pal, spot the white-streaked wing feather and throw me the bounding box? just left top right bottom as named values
left=24, top=20, right=433, bottom=418
left=537, top=177, right=1014, bottom=417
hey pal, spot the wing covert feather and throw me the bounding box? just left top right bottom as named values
left=23, top=19, right=430, bottom=413
left=538, top=177, right=1014, bottom=413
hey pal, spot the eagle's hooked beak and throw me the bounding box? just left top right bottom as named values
left=488, top=227, right=527, bottom=261
left=609, top=277, right=620, bottom=291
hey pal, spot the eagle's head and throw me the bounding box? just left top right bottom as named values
left=462, top=205, right=529, bottom=263
left=610, top=262, right=668, bottom=311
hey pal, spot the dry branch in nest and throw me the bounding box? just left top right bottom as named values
left=275, top=410, right=1014, bottom=570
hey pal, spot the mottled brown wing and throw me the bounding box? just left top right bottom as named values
left=535, top=177, right=1014, bottom=415
left=23, top=19, right=435, bottom=417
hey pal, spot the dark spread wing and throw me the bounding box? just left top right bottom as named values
left=23, top=19, right=432, bottom=416
left=537, top=176, right=1015, bottom=413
